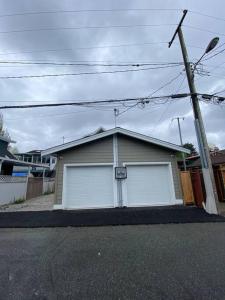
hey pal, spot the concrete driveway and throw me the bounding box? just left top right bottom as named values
left=0, top=194, right=54, bottom=212
left=1, top=223, right=225, bottom=299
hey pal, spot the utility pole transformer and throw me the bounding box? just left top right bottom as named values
left=169, top=10, right=219, bottom=214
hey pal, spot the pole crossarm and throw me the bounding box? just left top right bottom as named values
left=168, top=9, right=188, bottom=48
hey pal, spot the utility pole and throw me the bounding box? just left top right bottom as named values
left=62, top=136, right=65, bottom=144
left=169, top=10, right=219, bottom=214
left=114, top=108, right=119, bottom=128
left=172, top=117, right=186, bottom=171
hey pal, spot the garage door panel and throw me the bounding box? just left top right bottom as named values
left=64, top=166, right=114, bottom=209
left=125, top=165, right=172, bottom=206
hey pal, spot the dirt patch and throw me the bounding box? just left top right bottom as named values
left=0, top=194, right=54, bottom=211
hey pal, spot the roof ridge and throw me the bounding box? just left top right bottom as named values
left=42, top=127, right=190, bottom=156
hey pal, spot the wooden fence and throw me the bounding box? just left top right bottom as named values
left=26, top=177, right=55, bottom=200
left=180, top=171, right=195, bottom=205
left=43, top=178, right=55, bottom=194
left=180, top=168, right=225, bottom=207
left=180, top=170, right=205, bottom=207
left=26, top=177, right=43, bottom=200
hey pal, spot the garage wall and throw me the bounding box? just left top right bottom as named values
left=117, top=134, right=182, bottom=199
left=55, top=136, right=113, bottom=204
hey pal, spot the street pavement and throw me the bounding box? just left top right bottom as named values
left=1, top=223, right=225, bottom=299
left=0, top=206, right=224, bottom=227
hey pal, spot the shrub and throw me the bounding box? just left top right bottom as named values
left=13, top=198, right=25, bottom=205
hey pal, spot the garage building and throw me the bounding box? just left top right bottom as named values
left=42, top=127, right=190, bottom=210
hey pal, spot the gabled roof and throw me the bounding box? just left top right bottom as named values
left=41, top=127, right=190, bottom=156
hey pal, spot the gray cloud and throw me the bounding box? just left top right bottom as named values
left=0, top=0, right=224, bottom=152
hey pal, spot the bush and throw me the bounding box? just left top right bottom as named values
left=13, top=198, right=25, bottom=205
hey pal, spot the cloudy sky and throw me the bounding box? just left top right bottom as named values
left=0, top=0, right=224, bottom=152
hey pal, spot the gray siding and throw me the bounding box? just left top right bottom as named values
left=117, top=134, right=182, bottom=199
left=54, top=133, right=182, bottom=204
left=55, top=136, right=113, bottom=204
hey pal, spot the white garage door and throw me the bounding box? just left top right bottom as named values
left=124, top=164, right=173, bottom=207
left=64, top=165, right=114, bottom=209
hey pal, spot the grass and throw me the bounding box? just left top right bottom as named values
left=13, top=198, right=25, bottom=205
left=43, top=191, right=54, bottom=195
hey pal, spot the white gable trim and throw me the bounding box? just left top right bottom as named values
left=41, top=127, right=190, bottom=156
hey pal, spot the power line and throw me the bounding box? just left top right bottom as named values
left=5, top=106, right=112, bottom=121
left=117, top=102, right=139, bottom=116
left=189, top=10, right=225, bottom=22
left=0, top=43, right=202, bottom=57
left=0, top=93, right=223, bottom=110
left=0, top=8, right=182, bottom=18
left=148, top=71, right=183, bottom=96
left=0, top=94, right=191, bottom=110
left=151, top=72, right=184, bottom=133
left=0, top=65, right=182, bottom=79
left=175, top=74, right=186, bottom=92
left=0, top=23, right=177, bottom=35
left=0, top=60, right=183, bottom=67
left=183, top=25, right=225, bottom=37
left=109, top=71, right=184, bottom=117
left=202, top=47, right=225, bottom=62
left=212, top=88, right=225, bottom=96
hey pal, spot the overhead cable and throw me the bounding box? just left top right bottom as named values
left=0, top=8, right=182, bottom=18
left=0, top=93, right=191, bottom=110
left=0, top=60, right=183, bottom=67
left=0, top=65, right=182, bottom=79
left=0, top=23, right=177, bottom=35
left=0, top=93, right=223, bottom=110
left=183, top=25, right=225, bottom=37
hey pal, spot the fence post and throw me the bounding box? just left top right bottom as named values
left=42, top=168, right=45, bottom=194
left=25, top=166, right=31, bottom=200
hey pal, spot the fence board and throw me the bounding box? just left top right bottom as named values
left=26, top=177, right=43, bottom=200
left=191, top=170, right=205, bottom=208
left=180, top=171, right=194, bottom=205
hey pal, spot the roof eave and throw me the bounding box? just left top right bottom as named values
left=41, top=127, right=190, bottom=156
left=0, top=156, right=50, bottom=168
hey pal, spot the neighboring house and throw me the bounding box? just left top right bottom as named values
left=42, top=127, right=190, bottom=210
left=0, top=135, right=50, bottom=176
left=0, top=134, right=17, bottom=175
left=14, top=150, right=56, bottom=177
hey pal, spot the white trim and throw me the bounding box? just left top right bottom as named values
left=62, top=163, right=115, bottom=209
left=113, top=133, right=118, bottom=166
left=42, top=127, right=190, bottom=156
left=122, top=162, right=172, bottom=166
left=113, top=134, right=119, bottom=207
left=122, top=162, right=177, bottom=206
left=167, top=162, right=177, bottom=204
left=62, top=204, right=114, bottom=210
left=174, top=199, right=183, bottom=205
left=53, top=204, right=63, bottom=210
left=63, top=163, right=113, bottom=167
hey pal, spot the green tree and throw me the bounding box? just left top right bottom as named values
left=183, top=142, right=198, bottom=156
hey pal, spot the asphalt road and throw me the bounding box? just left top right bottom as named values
left=1, top=223, right=225, bottom=300
left=0, top=206, right=224, bottom=227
